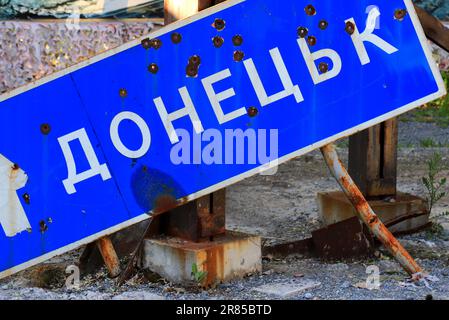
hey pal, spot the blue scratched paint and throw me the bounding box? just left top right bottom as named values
left=0, top=0, right=444, bottom=276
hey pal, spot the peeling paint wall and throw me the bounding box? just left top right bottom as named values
left=0, top=20, right=162, bottom=94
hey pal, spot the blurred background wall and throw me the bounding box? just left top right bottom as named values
left=415, top=0, right=449, bottom=20
left=0, top=1, right=164, bottom=94
left=0, top=0, right=163, bottom=19
left=0, top=0, right=448, bottom=20
left=0, top=0, right=447, bottom=95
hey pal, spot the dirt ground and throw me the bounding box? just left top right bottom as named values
left=1, top=119, right=449, bottom=300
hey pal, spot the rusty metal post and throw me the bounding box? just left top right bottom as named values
left=96, top=236, right=121, bottom=278
left=321, top=144, right=423, bottom=278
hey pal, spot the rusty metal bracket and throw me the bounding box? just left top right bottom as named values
left=320, top=144, right=424, bottom=278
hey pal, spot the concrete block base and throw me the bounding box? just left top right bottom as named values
left=141, top=231, right=261, bottom=287
left=317, top=191, right=430, bottom=235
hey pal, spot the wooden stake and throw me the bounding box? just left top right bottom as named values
left=348, top=119, right=398, bottom=198
left=96, top=236, right=121, bottom=278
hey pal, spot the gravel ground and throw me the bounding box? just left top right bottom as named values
left=1, top=120, right=449, bottom=300
left=398, top=121, right=449, bottom=147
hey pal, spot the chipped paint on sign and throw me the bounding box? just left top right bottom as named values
left=0, top=154, right=31, bottom=237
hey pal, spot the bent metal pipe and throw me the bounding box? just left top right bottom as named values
left=320, top=143, right=424, bottom=279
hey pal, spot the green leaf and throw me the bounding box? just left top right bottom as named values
left=191, top=263, right=198, bottom=275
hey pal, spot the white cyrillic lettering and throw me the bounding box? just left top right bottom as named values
left=58, top=128, right=111, bottom=195
left=154, top=87, right=204, bottom=144
left=244, top=47, right=303, bottom=106
left=346, top=7, right=398, bottom=65
left=202, top=69, right=246, bottom=124
left=298, top=38, right=343, bottom=84
left=110, top=111, right=151, bottom=159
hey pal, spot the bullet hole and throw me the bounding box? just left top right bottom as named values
left=305, top=4, right=316, bottom=16
left=213, top=36, right=224, bottom=48
left=141, top=38, right=151, bottom=49
left=186, top=55, right=201, bottom=77
left=318, top=62, right=329, bottom=73
left=233, top=50, right=245, bottom=62
left=171, top=32, right=182, bottom=44
left=345, top=21, right=355, bottom=35
left=23, top=193, right=30, bottom=204
left=186, top=64, right=199, bottom=77
left=119, top=88, right=128, bottom=98
left=319, top=20, right=329, bottom=30
left=189, top=55, right=201, bottom=66
left=148, top=63, right=159, bottom=74
left=247, top=106, right=258, bottom=117
left=12, top=163, right=19, bottom=170
left=39, top=220, right=48, bottom=233
left=425, top=294, right=433, bottom=300
left=232, top=35, right=243, bottom=46
left=307, top=35, right=317, bottom=46
left=297, top=26, right=309, bottom=38
left=40, top=123, right=51, bottom=135
left=213, top=18, right=226, bottom=31
left=150, top=38, right=162, bottom=49
left=394, top=9, right=407, bottom=21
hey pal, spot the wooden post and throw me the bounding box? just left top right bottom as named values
left=96, top=236, right=121, bottom=278
left=414, top=4, right=449, bottom=53
left=137, top=1, right=261, bottom=287
left=81, top=0, right=227, bottom=278
left=151, top=0, right=227, bottom=242
left=348, top=119, right=398, bottom=199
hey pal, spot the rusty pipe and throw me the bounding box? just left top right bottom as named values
left=320, top=143, right=423, bottom=278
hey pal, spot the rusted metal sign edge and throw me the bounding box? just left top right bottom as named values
left=0, top=0, right=445, bottom=280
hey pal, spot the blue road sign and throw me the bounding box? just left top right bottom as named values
left=0, top=0, right=445, bottom=278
